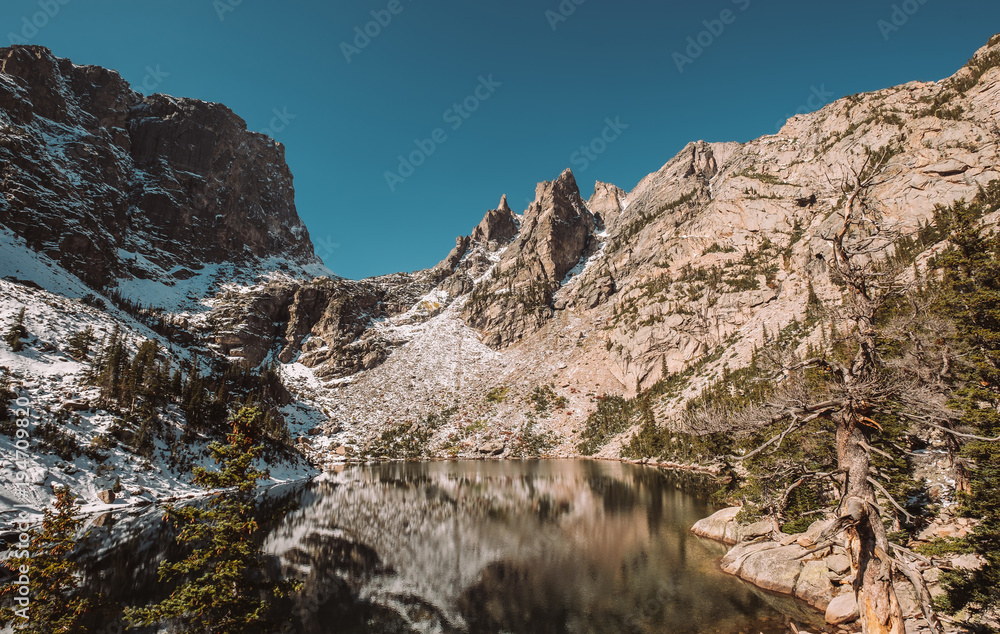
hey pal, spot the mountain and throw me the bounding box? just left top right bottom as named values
left=0, top=45, right=327, bottom=308
left=291, top=35, right=1000, bottom=465
left=1, top=36, right=999, bottom=500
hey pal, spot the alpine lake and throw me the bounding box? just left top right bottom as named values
left=79, top=459, right=826, bottom=633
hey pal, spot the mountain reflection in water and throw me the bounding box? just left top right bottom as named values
left=256, top=460, right=793, bottom=633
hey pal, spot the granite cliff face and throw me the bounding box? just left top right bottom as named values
left=298, top=35, right=1000, bottom=462
left=198, top=272, right=434, bottom=377
left=0, top=45, right=322, bottom=298
left=3, top=38, right=1000, bottom=466
left=450, top=169, right=599, bottom=348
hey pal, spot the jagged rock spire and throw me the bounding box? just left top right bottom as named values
left=471, top=195, right=520, bottom=245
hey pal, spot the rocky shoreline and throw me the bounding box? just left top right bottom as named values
left=691, top=507, right=981, bottom=633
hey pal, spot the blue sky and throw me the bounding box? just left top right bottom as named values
left=3, top=1, right=999, bottom=279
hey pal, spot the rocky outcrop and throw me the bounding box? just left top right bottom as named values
left=697, top=507, right=980, bottom=629
left=200, top=273, right=431, bottom=377
left=470, top=194, right=519, bottom=245
left=432, top=195, right=523, bottom=296
left=587, top=181, right=626, bottom=231
left=825, top=593, right=860, bottom=626
left=690, top=505, right=741, bottom=544
left=461, top=169, right=597, bottom=347
left=507, top=169, right=595, bottom=284
left=0, top=45, right=320, bottom=292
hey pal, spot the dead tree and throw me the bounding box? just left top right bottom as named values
left=735, top=145, right=932, bottom=634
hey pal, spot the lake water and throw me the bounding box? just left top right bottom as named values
left=83, top=460, right=817, bottom=633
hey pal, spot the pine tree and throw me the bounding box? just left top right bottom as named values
left=65, top=327, right=95, bottom=361
left=124, top=406, right=295, bottom=633
left=91, top=326, right=127, bottom=409
left=5, top=308, right=27, bottom=352
left=0, top=487, right=109, bottom=632
left=931, top=185, right=1000, bottom=626
left=0, top=370, right=13, bottom=428
left=170, top=369, right=183, bottom=397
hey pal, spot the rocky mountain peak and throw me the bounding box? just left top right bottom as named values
left=458, top=168, right=598, bottom=347
left=0, top=45, right=323, bottom=303
left=511, top=168, right=595, bottom=284
left=588, top=181, right=627, bottom=231
left=470, top=194, right=520, bottom=245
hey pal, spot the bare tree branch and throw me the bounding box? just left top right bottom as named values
left=858, top=439, right=895, bottom=462
left=892, top=552, right=943, bottom=634
left=867, top=477, right=914, bottom=522
left=919, top=419, right=1000, bottom=442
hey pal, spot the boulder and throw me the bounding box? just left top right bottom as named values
left=794, top=560, right=836, bottom=609
left=917, top=521, right=973, bottom=540
left=691, top=506, right=741, bottom=544
left=720, top=540, right=778, bottom=575
left=894, top=581, right=921, bottom=618
left=796, top=516, right=835, bottom=547
left=949, top=553, right=984, bottom=571
left=738, top=520, right=774, bottom=543
left=477, top=441, right=505, bottom=456
left=96, top=489, right=115, bottom=504
left=825, top=553, right=851, bottom=575
left=61, top=400, right=89, bottom=412
left=825, top=592, right=859, bottom=626
left=739, top=545, right=805, bottom=595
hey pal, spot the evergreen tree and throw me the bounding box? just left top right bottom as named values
left=124, top=406, right=295, bottom=633
left=931, top=184, right=1000, bottom=627
left=65, top=327, right=95, bottom=361
left=0, top=487, right=109, bottom=632
left=4, top=308, right=27, bottom=352
left=170, top=368, right=183, bottom=397
left=90, top=326, right=127, bottom=409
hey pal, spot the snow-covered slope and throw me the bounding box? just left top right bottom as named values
left=0, top=45, right=330, bottom=310
left=0, top=235, right=315, bottom=522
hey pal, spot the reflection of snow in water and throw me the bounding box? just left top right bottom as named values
left=262, top=460, right=789, bottom=634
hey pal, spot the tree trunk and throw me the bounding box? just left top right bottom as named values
left=839, top=417, right=905, bottom=634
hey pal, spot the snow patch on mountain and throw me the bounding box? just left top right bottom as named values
left=0, top=276, right=315, bottom=523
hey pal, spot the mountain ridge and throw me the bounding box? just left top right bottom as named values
left=0, top=45, right=328, bottom=309
left=0, top=35, right=999, bottom=492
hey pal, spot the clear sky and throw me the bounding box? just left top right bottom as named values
left=2, top=1, right=998, bottom=279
